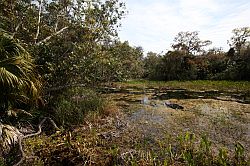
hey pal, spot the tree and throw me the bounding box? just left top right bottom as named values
left=161, top=51, right=197, bottom=80
left=0, top=0, right=127, bottom=89
left=106, top=41, right=144, bottom=81
left=143, top=52, right=161, bottom=79
left=228, top=27, right=250, bottom=54
left=172, top=31, right=212, bottom=55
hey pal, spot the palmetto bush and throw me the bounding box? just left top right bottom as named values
left=0, top=30, right=41, bottom=154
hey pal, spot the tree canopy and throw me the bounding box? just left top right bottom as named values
left=172, top=31, right=212, bottom=55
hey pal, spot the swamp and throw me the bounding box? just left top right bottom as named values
left=1, top=0, right=250, bottom=165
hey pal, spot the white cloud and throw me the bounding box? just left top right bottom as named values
left=119, top=0, right=250, bottom=53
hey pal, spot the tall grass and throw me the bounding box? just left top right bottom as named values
left=52, top=87, right=107, bottom=127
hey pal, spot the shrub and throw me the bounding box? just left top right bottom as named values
left=52, top=87, right=107, bottom=127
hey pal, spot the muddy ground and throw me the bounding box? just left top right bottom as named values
left=101, top=86, right=250, bottom=156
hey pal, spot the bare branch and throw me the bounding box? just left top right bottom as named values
left=12, top=22, right=22, bottom=38
left=54, top=15, right=59, bottom=32
left=36, top=26, right=69, bottom=45
left=13, top=117, right=60, bottom=166
left=34, top=0, right=43, bottom=43
left=23, top=117, right=60, bottom=138
left=13, top=138, right=25, bottom=166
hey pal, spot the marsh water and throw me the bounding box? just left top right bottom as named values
left=101, top=86, right=250, bottom=104
left=101, top=86, right=250, bottom=154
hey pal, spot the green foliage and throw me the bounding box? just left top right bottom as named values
left=228, top=27, right=250, bottom=54
left=172, top=31, right=212, bottom=55
left=0, top=157, right=5, bottom=166
left=31, top=0, right=127, bottom=87
left=224, top=46, right=250, bottom=80
left=119, top=80, right=250, bottom=93
left=106, top=41, right=144, bottom=81
left=52, top=87, right=106, bottom=127
left=234, top=142, right=245, bottom=165
left=144, top=51, right=198, bottom=81
left=0, top=0, right=128, bottom=89
left=143, top=133, right=249, bottom=166
left=144, top=29, right=250, bottom=81
left=144, top=27, right=250, bottom=81
left=0, top=31, right=42, bottom=157
left=0, top=31, right=41, bottom=122
left=143, top=52, right=163, bottom=79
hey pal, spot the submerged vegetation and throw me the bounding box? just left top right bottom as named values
left=0, top=0, right=250, bottom=165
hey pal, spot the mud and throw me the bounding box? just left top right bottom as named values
left=101, top=86, right=250, bottom=154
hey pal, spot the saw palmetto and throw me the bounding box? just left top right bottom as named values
left=0, top=31, right=42, bottom=152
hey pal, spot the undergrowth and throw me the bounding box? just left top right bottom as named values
left=51, top=87, right=109, bottom=127
left=9, top=125, right=250, bottom=165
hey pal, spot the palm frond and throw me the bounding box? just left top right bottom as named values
left=0, top=30, right=42, bottom=114
left=0, top=30, right=42, bottom=156
left=0, top=123, right=23, bottom=153
left=0, top=67, right=22, bottom=89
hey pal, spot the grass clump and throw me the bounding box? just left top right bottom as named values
left=51, top=87, right=111, bottom=127
left=117, top=132, right=249, bottom=166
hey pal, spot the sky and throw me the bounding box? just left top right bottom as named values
left=118, top=0, right=250, bottom=54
